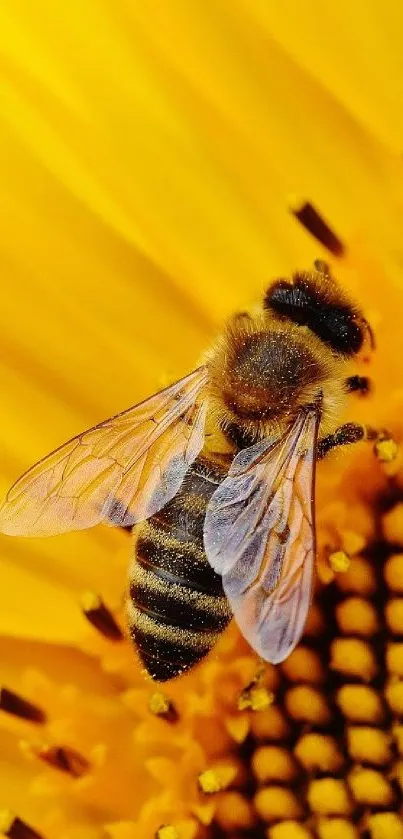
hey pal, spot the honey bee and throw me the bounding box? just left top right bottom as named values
left=0, top=262, right=382, bottom=680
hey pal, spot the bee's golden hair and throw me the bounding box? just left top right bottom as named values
left=204, top=270, right=363, bottom=446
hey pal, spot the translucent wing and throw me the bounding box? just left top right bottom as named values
left=0, top=367, right=208, bottom=537
left=203, top=408, right=319, bottom=664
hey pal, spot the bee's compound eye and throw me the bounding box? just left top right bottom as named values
left=264, top=280, right=294, bottom=308
left=264, top=279, right=364, bottom=357
left=264, top=281, right=311, bottom=320
left=325, top=313, right=364, bottom=355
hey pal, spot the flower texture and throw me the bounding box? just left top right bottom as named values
left=1, top=2, right=403, bottom=839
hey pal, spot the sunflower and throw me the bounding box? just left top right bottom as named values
left=1, top=2, right=403, bottom=838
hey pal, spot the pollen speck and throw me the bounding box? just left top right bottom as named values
left=198, top=765, right=236, bottom=794
left=156, top=827, right=180, bottom=839
left=374, top=437, right=398, bottom=463
left=237, top=684, right=274, bottom=711
left=329, top=550, right=350, bottom=573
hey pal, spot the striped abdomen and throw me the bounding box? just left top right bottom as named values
left=127, top=455, right=232, bottom=681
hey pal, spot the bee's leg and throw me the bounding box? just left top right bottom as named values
left=317, top=423, right=365, bottom=459
left=345, top=375, right=371, bottom=396
left=317, top=423, right=397, bottom=462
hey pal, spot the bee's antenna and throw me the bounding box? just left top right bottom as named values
left=313, top=259, right=375, bottom=351
left=362, top=318, right=376, bottom=351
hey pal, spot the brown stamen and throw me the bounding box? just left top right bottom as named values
left=80, top=592, right=123, bottom=641
left=148, top=691, right=178, bottom=723
left=0, top=811, right=43, bottom=839
left=290, top=199, right=345, bottom=257
left=36, top=744, right=90, bottom=777
left=0, top=688, right=46, bottom=724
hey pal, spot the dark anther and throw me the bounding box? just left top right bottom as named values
left=80, top=592, right=123, bottom=641
left=0, top=812, right=43, bottom=839
left=317, top=423, right=365, bottom=459
left=36, top=744, right=90, bottom=777
left=0, top=688, right=46, bottom=724
left=290, top=200, right=345, bottom=257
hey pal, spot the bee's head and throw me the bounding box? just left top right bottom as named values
left=263, top=266, right=367, bottom=357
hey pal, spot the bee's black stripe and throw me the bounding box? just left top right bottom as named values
left=129, top=562, right=230, bottom=632
left=127, top=600, right=222, bottom=682
left=128, top=455, right=232, bottom=681
left=136, top=537, right=222, bottom=595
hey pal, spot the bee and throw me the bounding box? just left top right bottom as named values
left=0, top=262, right=382, bottom=681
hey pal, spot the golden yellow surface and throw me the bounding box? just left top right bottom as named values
left=1, top=2, right=403, bottom=838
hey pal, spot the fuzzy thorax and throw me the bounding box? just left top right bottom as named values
left=204, top=312, right=348, bottom=447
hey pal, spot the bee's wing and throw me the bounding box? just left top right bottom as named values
left=203, top=408, right=319, bottom=664
left=0, top=367, right=209, bottom=537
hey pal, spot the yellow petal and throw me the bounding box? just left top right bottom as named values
left=246, top=0, right=403, bottom=154
left=1, top=5, right=403, bottom=835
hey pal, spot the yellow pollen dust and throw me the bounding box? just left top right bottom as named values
left=198, top=765, right=236, bottom=794
left=148, top=691, right=171, bottom=715
left=375, top=437, right=398, bottom=463
left=80, top=590, right=101, bottom=612
left=156, top=826, right=180, bottom=839
left=237, top=685, right=274, bottom=711
left=329, top=551, right=351, bottom=573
